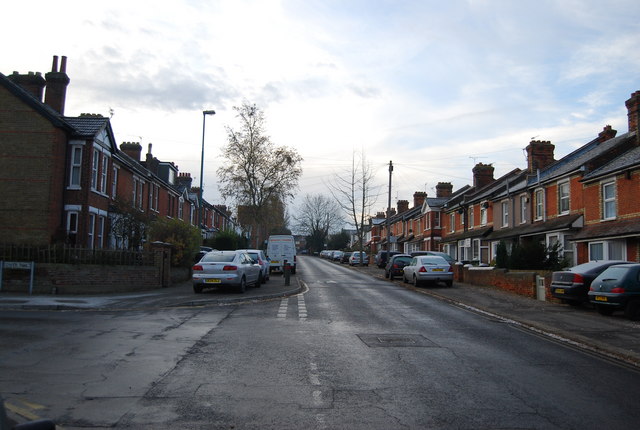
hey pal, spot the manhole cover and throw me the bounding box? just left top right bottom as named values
left=357, top=334, right=438, bottom=348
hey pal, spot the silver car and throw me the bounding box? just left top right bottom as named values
left=236, top=249, right=270, bottom=283
left=403, top=255, right=453, bottom=287
left=192, top=250, right=262, bottom=294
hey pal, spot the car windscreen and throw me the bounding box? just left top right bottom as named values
left=419, top=256, right=447, bottom=265
left=201, top=253, right=236, bottom=262
left=395, top=257, right=411, bottom=264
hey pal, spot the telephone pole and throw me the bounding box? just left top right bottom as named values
left=386, top=160, right=393, bottom=251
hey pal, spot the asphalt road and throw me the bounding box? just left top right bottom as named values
left=2, top=256, right=640, bottom=429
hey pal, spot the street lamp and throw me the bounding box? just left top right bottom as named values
left=199, top=110, right=216, bottom=231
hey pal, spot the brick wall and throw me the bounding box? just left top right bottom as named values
left=456, top=265, right=555, bottom=300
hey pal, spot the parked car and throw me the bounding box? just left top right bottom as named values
left=588, top=263, right=640, bottom=320
left=332, top=250, right=344, bottom=262
left=410, top=251, right=455, bottom=265
left=194, top=246, right=215, bottom=263
left=236, top=249, right=270, bottom=283
left=403, top=255, right=453, bottom=287
left=375, top=250, right=400, bottom=268
left=192, top=250, right=262, bottom=294
left=349, top=252, right=370, bottom=266
left=550, top=260, right=631, bottom=305
left=340, top=252, right=352, bottom=264
left=385, top=254, right=412, bottom=280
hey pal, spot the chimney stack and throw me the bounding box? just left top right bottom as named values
left=626, top=90, right=640, bottom=135
left=472, top=163, right=495, bottom=188
left=120, top=142, right=143, bottom=162
left=176, top=172, right=193, bottom=189
left=397, top=200, right=409, bottom=214
left=436, top=182, right=453, bottom=198
left=8, top=71, right=46, bottom=101
left=525, top=141, right=555, bottom=173
left=44, top=55, right=70, bottom=114
left=598, top=125, right=617, bottom=143
left=413, top=191, right=427, bottom=208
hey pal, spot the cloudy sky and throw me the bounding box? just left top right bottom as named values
left=3, top=0, right=640, bottom=218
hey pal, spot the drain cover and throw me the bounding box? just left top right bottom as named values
left=357, top=334, right=437, bottom=348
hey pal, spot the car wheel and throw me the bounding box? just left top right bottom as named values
left=389, top=273, right=394, bottom=281
left=624, top=300, right=640, bottom=321
left=256, top=274, right=262, bottom=288
left=237, top=277, right=246, bottom=294
left=596, top=304, right=614, bottom=316
left=445, top=280, right=453, bottom=287
left=193, top=284, right=203, bottom=294
left=384, top=271, right=389, bottom=279
left=413, top=275, right=420, bottom=287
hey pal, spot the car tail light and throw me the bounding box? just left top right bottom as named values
left=223, top=265, right=237, bottom=271
left=419, top=266, right=427, bottom=273
left=572, top=273, right=585, bottom=283
left=611, top=287, right=626, bottom=293
left=392, top=263, right=399, bottom=269
left=193, top=265, right=203, bottom=271
left=448, top=265, right=453, bottom=272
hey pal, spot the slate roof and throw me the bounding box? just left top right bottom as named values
left=581, top=138, right=640, bottom=182
left=487, top=213, right=583, bottom=241
left=64, top=116, right=110, bottom=138
left=572, top=218, right=640, bottom=241
left=528, top=131, right=635, bottom=186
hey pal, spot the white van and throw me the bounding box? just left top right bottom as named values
left=266, top=235, right=297, bottom=274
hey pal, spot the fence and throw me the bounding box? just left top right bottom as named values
left=0, top=244, right=154, bottom=266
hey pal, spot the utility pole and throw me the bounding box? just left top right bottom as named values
left=386, top=160, right=393, bottom=252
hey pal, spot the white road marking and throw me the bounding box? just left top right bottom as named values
left=277, top=298, right=288, bottom=318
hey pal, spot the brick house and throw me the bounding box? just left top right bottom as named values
left=0, top=56, right=236, bottom=249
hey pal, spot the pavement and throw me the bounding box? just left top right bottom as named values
left=1, top=259, right=639, bottom=369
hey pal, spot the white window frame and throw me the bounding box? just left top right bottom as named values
left=589, top=239, right=626, bottom=261
left=100, top=155, right=108, bottom=193
left=69, top=146, right=83, bottom=189
left=111, top=166, right=119, bottom=198
left=520, top=195, right=527, bottom=224
left=88, top=213, right=96, bottom=248
left=501, top=200, right=509, bottom=227
left=535, top=188, right=544, bottom=220
left=449, top=213, right=455, bottom=233
left=434, top=211, right=441, bottom=228
left=602, top=180, right=616, bottom=220
left=469, top=206, right=475, bottom=229
left=91, top=149, right=100, bottom=191
left=480, top=205, right=487, bottom=226
left=96, top=216, right=105, bottom=249
left=558, top=181, right=570, bottom=215
left=66, top=211, right=79, bottom=234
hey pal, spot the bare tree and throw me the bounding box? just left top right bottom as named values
left=328, top=151, right=378, bottom=263
left=294, top=194, right=344, bottom=253
left=217, top=102, right=303, bottom=247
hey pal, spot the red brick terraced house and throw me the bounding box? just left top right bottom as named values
left=0, top=56, right=236, bottom=249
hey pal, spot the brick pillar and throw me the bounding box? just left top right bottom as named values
left=151, top=241, right=173, bottom=287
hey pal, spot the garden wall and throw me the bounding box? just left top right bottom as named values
left=453, top=264, right=555, bottom=300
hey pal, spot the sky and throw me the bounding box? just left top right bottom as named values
left=3, top=0, right=640, bottom=222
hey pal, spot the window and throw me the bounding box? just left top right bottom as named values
left=91, top=149, right=99, bottom=190
left=520, top=195, right=527, bottom=224
left=69, top=146, right=82, bottom=188
left=480, top=205, right=487, bottom=226
left=100, top=155, right=108, bottom=193
left=111, top=166, right=118, bottom=198
left=137, top=181, right=144, bottom=209
left=472, top=239, right=480, bottom=261
left=602, top=181, right=616, bottom=220
left=558, top=181, right=570, bottom=214
left=178, top=197, right=184, bottom=219
left=434, top=211, right=441, bottom=228
left=589, top=240, right=625, bottom=261
left=501, top=201, right=509, bottom=227
left=133, top=178, right=144, bottom=209
left=469, top=206, right=475, bottom=229
left=535, top=189, right=544, bottom=220
left=88, top=213, right=96, bottom=248
left=96, top=216, right=105, bottom=249
left=449, top=213, right=455, bottom=232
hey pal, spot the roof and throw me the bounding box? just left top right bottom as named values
left=572, top=218, right=640, bottom=242
left=528, top=132, right=635, bottom=186
left=441, top=226, right=492, bottom=243
left=581, top=141, right=640, bottom=182
left=64, top=116, right=110, bottom=138
left=487, top=213, right=583, bottom=241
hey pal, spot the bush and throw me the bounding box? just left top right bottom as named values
left=495, top=241, right=508, bottom=268
left=149, top=218, right=201, bottom=267
left=209, top=230, right=248, bottom=250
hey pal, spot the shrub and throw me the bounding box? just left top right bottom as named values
left=149, top=218, right=201, bottom=267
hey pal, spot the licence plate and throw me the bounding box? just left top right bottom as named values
left=432, top=268, right=443, bottom=272
left=595, top=296, right=608, bottom=302
left=205, top=279, right=221, bottom=284
left=555, top=288, right=565, bottom=294
left=272, top=260, right=280, bottom=264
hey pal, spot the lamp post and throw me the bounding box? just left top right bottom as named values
left=199, top=110, right=216, bottom=231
